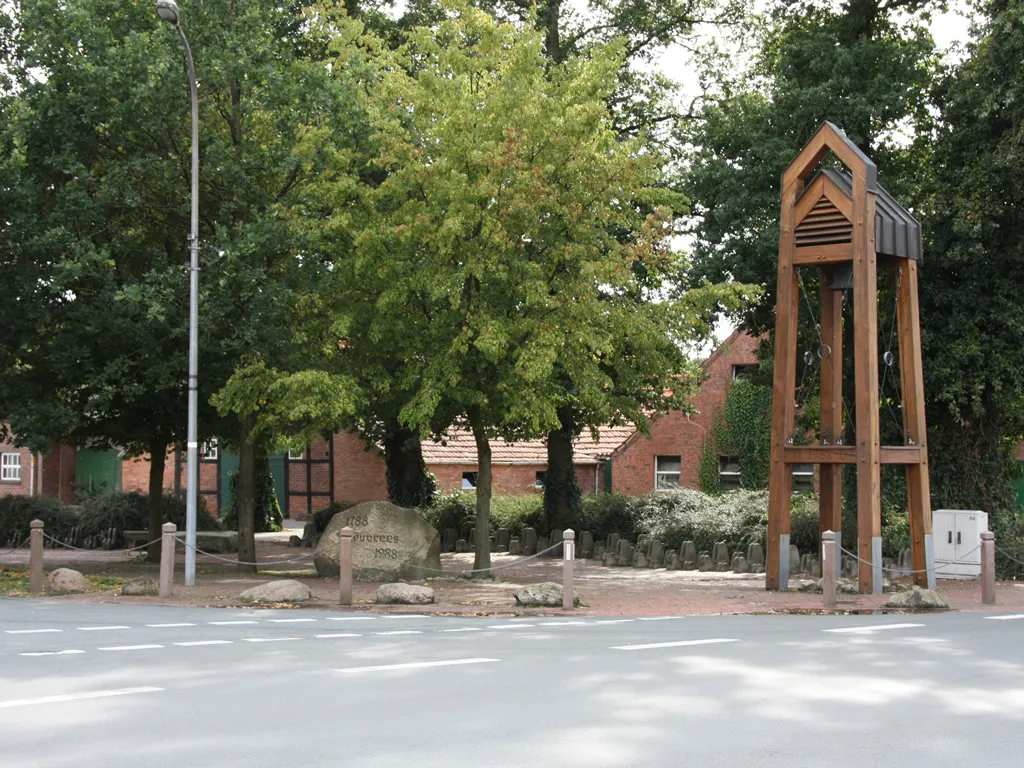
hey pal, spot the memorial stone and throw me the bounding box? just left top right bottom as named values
left=681, top=541, right=698, bottom=570
left=698, top=553, right=713, bottom=571
left=455, top=538, right=469, bottom=553
left=496, top=528, right=510, bottom=549
left=580, top=531, right=594, bottom=559
left=713, top=541, right=730, bottom=571
left=489, top=535, right=497, bottom=553
left=632, top=550, right=649, bottom=568
left=616, top=540, right=634, bottom=567
left=649, top=540, right=665, bottom=569
left=314, top=501, right=441, bottom=580
left=509, top=537, right=523, bottom=556
left=789, top=544, right=801, bottom=574
left=523, top=527, right=538, bottom=556
left=549, top=528, right=563, bottom=557
left=593, top=542, right=605, bottom=560
left=536, top=534, right=549, bottom=553
left=731, top=553, right=749, bottom=573
left=607, top=533, right=621, bottom=552
left=666, top=552, right=681, bottom=570
left=746, top=543, right=765, bottom=573
left=443, top=528, right=458, bottom=553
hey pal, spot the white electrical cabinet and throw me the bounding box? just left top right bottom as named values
left=932, top=509, right=989, bottom=578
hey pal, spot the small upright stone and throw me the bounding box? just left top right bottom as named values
left=649, top=540, right=665, bottom=569
left=746, top=543, right=765, bottom=573
left=523, top=527, right=538, bottom=555
left=731, top=553, right=750, bottom=573
left=580, top=531, right=594, bottom=559
left=607, top=533, right=621, bottom=552
left=455, top=538, right=468, bottom=553
left=489, top=535, right=497, bottom=553
left=443, top=528, right=458, bottom=553
left=536, top=534, right=549, bottom=554
left=632, top=550, right=649, bottom=568
left=549, top=529, right=563, bottom=557
left=681, top=541, right=698, bottom=570
left=603, top=551, right=618, bottom=567
left=665, top=552, right=681, bottom=570
left=789, top=544, right=801, bottom=574
left=698, top=552, right=713, bottom=571
left=713, top=541, right=730, bottom=571
left=637, top=534, right=651, bottom=552
left=496, top=528, right=510, bottom=550
left=593, top=542, right=605, bottom=560
left=509, top=537, right=523, bottom=556
left=616, top=539, right=634, bottom=567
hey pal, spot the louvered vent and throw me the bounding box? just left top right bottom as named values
left=795, top=198, right=852, bottom=247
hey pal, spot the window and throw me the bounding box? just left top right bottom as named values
left=719, top=456, right=742, bottom=489
left=732, top=364, right=758, bottom=381
left=462, top=472, right=478, bottom=490
left=201, top=440, right=218, bottom=461
left=288, top=447, right=305, bottom=460
left=655, top=456, right=681, bottom=490
left=792, top=463, right=815, bottom=492
left=535, top=471, right=546, bottom=489
left=1, top=453, right=20, bottom=481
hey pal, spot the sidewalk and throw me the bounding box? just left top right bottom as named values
left=4, top=542, right=1022, bottom=615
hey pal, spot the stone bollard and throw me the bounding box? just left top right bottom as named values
left=159, top=523, right=176, bottom=598
left=822, top=531, right=837, bottom=610
left=562, top=529, right=575, bottom=610
left=338, top=526, right=354, bottom=606
left=29, top=519, right=44, bottom=595
left=981, top=531, right=996, bottom=605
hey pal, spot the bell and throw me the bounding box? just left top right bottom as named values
left=829, top=262, right=853, bottom=291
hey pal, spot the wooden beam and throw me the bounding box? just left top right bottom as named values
left=819, top=273, right=843, bottom=539
left=897, top=260, right=934, bottom=587
left=853, top=179, right=882, bottom=594
left=766, top=177, right=802, bottom=591
left=793, top=244, right=853, bottom=265
left=783, top=445, right=922, bottom=465
left=821, top=174, right=855, bottom=221
left=793, top=175, right=826, bottom=225
left=783, top=122, right=877, bottom=192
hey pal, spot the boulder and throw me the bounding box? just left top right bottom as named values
left=314, top=501, right=441, bottom=581
left=46, top=568, right=88, bottom=594
left=376, top=583, right=435, bottom=605
left=237, top=579, right=311, bottom=603
left=886, top=586, right=949, bottom=611
left=121, top=577, right=159, bottom=596
left=513, top=582, right=580, bottom=608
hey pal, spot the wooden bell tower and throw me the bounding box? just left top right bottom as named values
left=766, top=122, right=934, bottom=594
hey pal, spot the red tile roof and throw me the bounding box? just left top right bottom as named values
left=422, top=424, right=636, bottom=466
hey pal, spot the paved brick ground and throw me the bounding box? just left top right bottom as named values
left=4, top=541, right=1024, bottom=616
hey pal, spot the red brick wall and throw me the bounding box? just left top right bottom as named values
left=611, top=332, right=760, bottom=496
left=288, top=439, right=334, bottom=520
left=0, top=437, right=38, bottom=498
left=431, top=462, right=600, bottom=496
left=121, top=451, right=176, bottom=494
left=332, top=431, right=388, bottom=504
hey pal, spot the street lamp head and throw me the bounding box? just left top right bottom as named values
left=156, top=0, right=180, bottom=25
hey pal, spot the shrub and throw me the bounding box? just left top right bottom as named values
left=579, top=493, right=640, bottom=542
left=0, top=496, right=78, bottom=547
left=313, top=501, right=355, bottom=536
left=77, top=491, right=219, bottom=544
left=422, top=492, right=544, bottom=539
left=631, top=488, right=767, bottom=554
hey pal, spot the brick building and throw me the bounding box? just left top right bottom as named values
left=1, top=331, right=766, bottom=516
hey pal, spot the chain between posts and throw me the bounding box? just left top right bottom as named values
left=995, top=546, right=1024, bottom=568
left=393, top=541, right=565, bottom=576
left=41, top=531, right=163, bottom=554
left=838, top=544, right=981, bottom=576
left=173, top=536, right=315, bottom=566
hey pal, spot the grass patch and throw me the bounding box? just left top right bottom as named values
left=0, top=568, right=126, bottom=596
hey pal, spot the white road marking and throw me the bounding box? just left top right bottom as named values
left=985, top=614, right=1024, bottom=621
left=209, top=621, right=257, bottom=626
left=98, top=644, right=164, bottom=652
left=486, top=624, right=536, bottom=630
left=594, top=619, right=636, bottom=625
left=380, top=615, right=428, bottom=619
left=5, top=629, right=62, bottom=634
left=174, top=640, right=234, bottom=647
left=19, top=650, right=86, bottom=657
left=335, top=658, right=499, bottom=674
left=325, top=616, right=376, bottom=622
left=637, top=617, right=683, bottom=621
left=78, top=626, right=131, bottom=631
left=537, top=621, right=587, bottom=626
left=268, top=618, right=317, bottom=623
left=244, top=637, right=302, bottom=643
left=612, top=638, right=740, bottom=651
left=823, top=623, right=925, bottom=635
left=316, top=633, right=362, bottom=639
left=147, top=623, right=196, bottom=628
left=375, top=630, right=423, bottom=636
left=441, top=628, right=482, bottom=633
left=0, top=686, right=163, bottom=710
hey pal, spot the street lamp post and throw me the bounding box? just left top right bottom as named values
left=157, top=0, right=200, bottom=586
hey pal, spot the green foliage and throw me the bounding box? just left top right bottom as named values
left=223, top=471, right=283, bottom=534
left=423, top=492, right=545, bottom=539
left=313, top=501, right=355, bottom=537
left=76, top=491, right=220, bottom=544
left=699, top=378, right=773, bottom=493
left=631, top=489, right=768, bottom=554
left=0, top=496, right=78, bottom=547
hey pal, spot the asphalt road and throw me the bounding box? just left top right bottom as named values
left=1, top=600, right=1022, bottom=768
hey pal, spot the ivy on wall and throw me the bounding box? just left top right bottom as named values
left=699, top=378, right=773, bottom=494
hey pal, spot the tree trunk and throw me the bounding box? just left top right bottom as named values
left=469, top=415, right=492, bottom=574
left=384, top=425, right=433, bottom=508
left=540, top=0, right=563, bottom=64
left=544, top=405, right=582, bottom=531
left=146, top=438, right=168, bottom=562
left=236, top=414, right=258, bottom=573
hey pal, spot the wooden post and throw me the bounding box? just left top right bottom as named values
left=562, top=529, right=575, bottom=610
left=159, top=523, right=176, bottom=598
left=981, top=531, right=995, bottom=605
left=822, top=530, right=837, bottom=610
left=852, top=178, right=882, bottom=595
left=819, top=269, right=844, bottom=576
left=897, top=261, right=935, bottom=588
left=338, top=526, right=354, bottom=606
left=766, top=177, right=802, bottom=591
left=29, top=519, right=44, bottom=594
